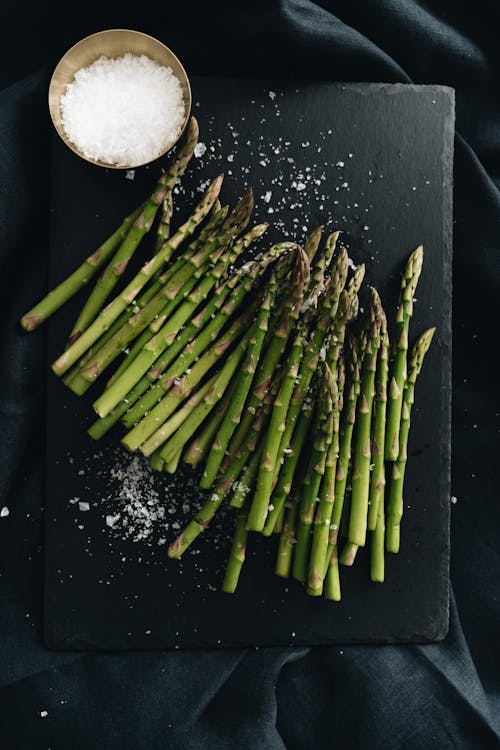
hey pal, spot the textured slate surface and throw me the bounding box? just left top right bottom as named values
left=44, top=78, right=454, bottom=649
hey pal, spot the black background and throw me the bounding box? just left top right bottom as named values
left=46, top=80, right=452, bottom=649
left=1, top=1, right=498, bottom=748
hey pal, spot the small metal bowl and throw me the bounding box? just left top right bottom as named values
left=48, top=28, right=192, bottom=169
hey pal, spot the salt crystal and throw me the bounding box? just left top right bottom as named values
left=295, top=182, right=306, bottom=191
left=125, top=170, right=135, bottom=181
left=269, top=91, right=277, bottom=100
left=227, top=154, right=234, bottom=162
left=106, top=514, right=120, bottom=528
left=263, top=191, right=272, bottom=203
left=0, top=506, right=9, bottom=517
left=40, top=711, right=48, bottom=718
left=60, top=54, right=186, bottom=166
left=78, top=502, right=90, bottom=512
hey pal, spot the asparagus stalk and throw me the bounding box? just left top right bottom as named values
left=229, top=449, right=261, bottom=509
left=307, top=360, right=344, bottom=595
left=65, top=201, right=227, bottom=392
left=248, top=247, right=348, bottom=532
left=126, top=309, right=254, bottom=454
left=52, top=175, right=224, bottom=376
left=201, top=282, right=274, bottom=488
left=94, top=218, right=265, bottom=419
left=367, top=307, right=389, bottom=531
left=386, top=327, right=435, bottom=552
left=224, top=245, right=309, bottom=459
left=77, top=189, right=253, bottom=388
left=347, top=289, right=383, bottom=547
left=20, top=205, right=142, bottom=332
left=275, top=493, right=299, bottom=578
left=293, top=365, right=335, bottom=583
left=139, top=373, right=217, bottom=450
left=168, top=376, right=280, bottom=559
left=87, top=260, right=243, bottom=440
left=246, top=327, right=305, bottom=531
left=157, top=335, right=251, bottom=463
left=222, top=510, right=248, bottom=594
left=118, top=263, right=258, bottom=433
left=93, top=236, right=241, bottom=419
left=328, top=333, right=363, bottom=549
left=385, top=246, right=424, bottom=460
left=370, top=491, right=385, bottom=582
left=262, top=399, right=315, bottom=535
left=303, top=226, right=323, bottom=261
left=183, top=381, right=234, bottom=468
left=155, top=190, right=173, bottom=251
left=323, top=545, right=341, bottom=601
left=254, top=234, right=341, bottom=510
left=339, top=542, right=359, bottom=566
left=68, top=119, right=200, bottom=341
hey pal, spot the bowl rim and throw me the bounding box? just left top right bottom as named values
left=48, top=28, right=192, bottom=170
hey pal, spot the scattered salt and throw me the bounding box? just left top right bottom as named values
left=60, top=54, right=185, bottom=166
left=194, top=142, right=207, bottom=158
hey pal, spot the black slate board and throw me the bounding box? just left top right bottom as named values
left=45, top=78, right=453, bottom=650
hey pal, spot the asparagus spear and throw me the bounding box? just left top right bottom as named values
left=86, top=257, right=245, bottom=440
left=68, top=118, right=200, bottom=341
left=370, top=490, right=385, bottom=582
left=386, top=327, right=435, bottom=552
left=367, top=306, right=389, bottom=531
left=275, top=493, right=299, bottom=579
left=157, top=335, right=251, bottom=463
left=94, top=218, right=266, bottom=418
left=248, top=247, right=348, bottom=532
left=155, top=190, right=173, bottom=251
left=222, top=510, right=248, bottom=594
left=201, top=282, right=274, bottom=487
left=385, top=246, right=424, bottom=460
left=255, top=234, right=341, bottom=501
left=307, top=359, right=344, bottom=595
left=223, top=245, right=309, bottom=459
left=65, top=201, right=227, bottom=393
left=328, top=333, right=363, bottom=550
left=52, top=175, right=223, bottom=376
left=20, top=204, right=142, bottom=332
left=138, top=373, right=217, bottom=450
left=168, top=375, right=280, bottom=559
left=262, top=399, right=315, bottom=535
left=77, top=189, right=254, bottom=388
left=93, top=231, right=246, bottom=419
left=183, top=381, right=235, bottom=468
left=303, top=226, right=323, bottom=261
left=292, top=364, right=335, bottom=583
left=125, top=308, right=254, bottom=453
left=246, top=326, right=305, bottom=531
left=323, top=545, right=341, bottom=601
left=229, top=449, right=261, bottom=509
left=347, top=289, right=383, bottom=547
left=339, top=542, right=359, bottom=566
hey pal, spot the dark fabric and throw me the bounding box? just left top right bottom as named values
left=0, top=1, right=498, bottom=747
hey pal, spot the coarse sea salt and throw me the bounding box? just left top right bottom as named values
left=60, top=53, right=185, bottom=167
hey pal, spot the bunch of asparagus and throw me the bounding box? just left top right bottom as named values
left=21, top=116, right=435, bottom=601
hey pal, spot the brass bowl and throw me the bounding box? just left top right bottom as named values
left=48, top=29, right=192, bottom=169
